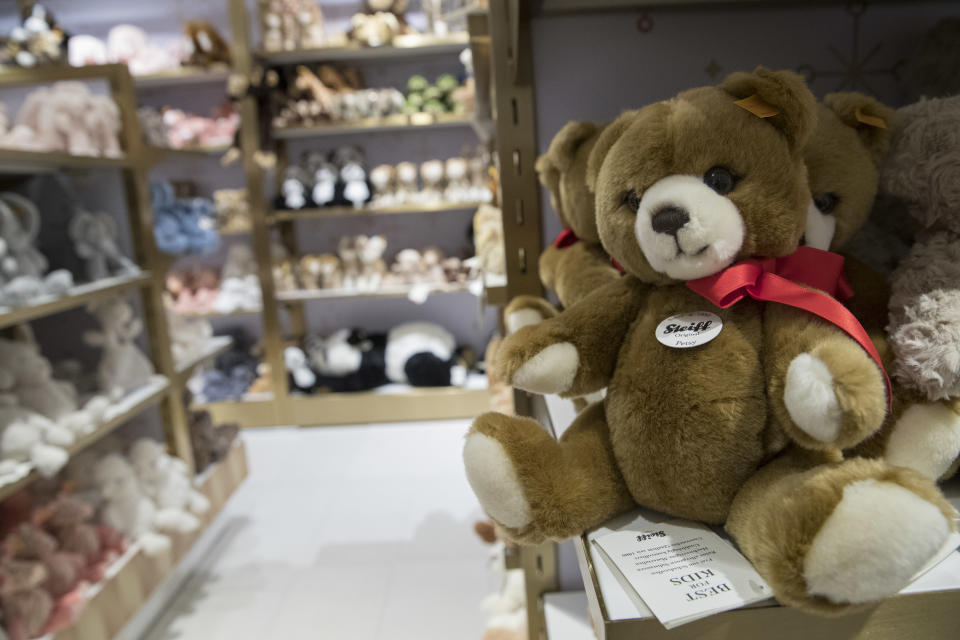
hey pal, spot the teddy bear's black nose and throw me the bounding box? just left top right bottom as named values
left=651, top=206, right=690, bottom=236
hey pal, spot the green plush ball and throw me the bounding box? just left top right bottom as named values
left=435, top=74, right=458, bottom=93
left=407, top=75, right=429, bottom=93
left=423, top=99, right=448, bottom=114
left=405, top=93, right=425, bottom=109
left=423, top=85, right=443, bottom=102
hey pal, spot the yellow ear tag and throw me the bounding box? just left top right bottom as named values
left=734, top=94, right=780, bottom=118
left=855, top=106, right=887, bottom=129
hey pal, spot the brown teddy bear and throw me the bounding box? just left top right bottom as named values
left=463, top=68, right=954, bottom=615
left=504, top=122, right=621, bottom=334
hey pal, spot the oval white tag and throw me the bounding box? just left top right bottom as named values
left=655, top=312, right=723, bottom=349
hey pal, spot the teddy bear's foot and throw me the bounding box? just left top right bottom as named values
left=884, top=401, right=960, bottom=480
left=783, top=338, right=886, bottom=449
left=504, top=295, right=558, bottom=335
left=463, top=405, right=633, bottom=544
left=728, top=452, right=956, bottom=615
left=804, top=478, right=950, bottom=605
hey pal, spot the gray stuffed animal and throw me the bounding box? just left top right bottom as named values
left=68, top=211, right=140, bottom=282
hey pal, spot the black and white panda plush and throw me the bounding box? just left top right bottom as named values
left=385, top=322, right=466, bottom=387
left=304, top=322, right=466, bottom=391
left=331, top=146, right=372, bottom=209
left=305, top=328, right=388, bottom=392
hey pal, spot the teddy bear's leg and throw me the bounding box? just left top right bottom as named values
left=463, top=403, right=634, bottom=544
left=727, top=448, right=955, bottom=615
left=764, top=305, right=887, bottom=450
left=877, top=398, right=960, bottom=481
left=504, top=295, right=558, bottom=335
left=496, top=277, right=648, bottom=397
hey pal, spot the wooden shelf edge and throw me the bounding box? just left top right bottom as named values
left=270, top=200, right=484, bottom=222
left=0, top=273, right=151, bottom=330
left=174, top=336, right=234, bottom=378
left=0, top=377, right=171, bottom=503
left=0, top=148, right=131, bottom=173
left=256, top=34, right=469, bottom=64
left=134, top=66, right=231, bottom=88
left=276, top=282, right=476, bottom=303
left=51, top=441, right=248, bottom=640
left=273, top=113, right=476, bottom=138
left=176, top=307, right=263, bottom=319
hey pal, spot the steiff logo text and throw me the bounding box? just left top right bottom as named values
left=655, top=312, right=723, bottom=349
left=636, top=531, right=666, bottom=542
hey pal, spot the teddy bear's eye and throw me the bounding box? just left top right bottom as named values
left=703, top=166, right=737, bottom=195
left=622, top=189, right=641, bottom=214
left=813, top=193, right=839, bottom=215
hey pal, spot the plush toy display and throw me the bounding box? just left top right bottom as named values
left=7, top=82, right=122, bottom=157
left=151, top=182, right=220, bottom=256
left=0, top=557, right=54, bottom=639
left=1, top=4, right=68, bottom=68
left=210, top=245, right=262, bottom=314
left=306, top=328, right=389, bottom=392
left=128, top=438, right=210, bottom=532
left=404, top=74, right=471, bottom=115
left=463, top=68, right=955, bottom=615
left=188, top=406, right=238, bottom=474
left=385, top=322, right=466, bottom=387
left=67, top=210, right=140, bottom=283
left=84, top=296, right=157, bottom=398
left=259, top=0, right=331, bottom=52
left=70, top=24, right=186, bottom=76
left=0, top=193, right=74, bottom=307
left=92, top=453, right=172, bottom=556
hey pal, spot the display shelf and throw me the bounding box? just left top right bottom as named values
left=133, top=65, right=231, bottom=89
left=484, top=272, right=508, bottom=305
left=0, top=377, right=170, bottom=503
left=176, top=307, right=263, bottom=318
left=50, top=440, right=248, bottom=640
left=192, top=392, right=279, bottom=428
left=0, top=272, right=151, bottom=330
left=256, top=33, right=469, bottom=65
left=276, top=281, right=476, bottom=303
left=218, top=225, right=252, bottom=236
left=544, top=591, right=594, bottom=640
left=0, top=148, right=130, bottom=174
left=270, top=200, right=485, bottom=222
left=273, top=113, right=475, bottom=139
left=174, top=336, right=234, bottom=378
left=146, top=145, right=232, bottom=161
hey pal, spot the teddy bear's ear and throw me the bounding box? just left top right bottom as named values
left=534, top=153, right=561, bottom=197
left=719, top=66, right=816, bottom=151
left=545, top=121, right=598, bottom=173
left=586, top=110, right=641, bottom=192
left=822, top=92, right=896, bottom=166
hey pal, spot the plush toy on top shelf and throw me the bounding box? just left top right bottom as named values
left=259, top=0, right=332, bottom=52
left=464, top=67, right=955, bottom=616
left=0, top=3, right=68, bottom=68
left=15, top=82, right=122, bottom=158
left=84, top=296, right=157, bottom=398
left=183, top=22, right=231, bottom=68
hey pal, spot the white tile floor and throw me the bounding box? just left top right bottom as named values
left=139, top=420, right=497, bottom=640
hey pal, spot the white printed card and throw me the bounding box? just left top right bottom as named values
left=593, top=519, right=772, bottom=628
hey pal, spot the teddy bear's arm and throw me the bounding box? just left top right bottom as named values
left=548, top=242, right=621, bottom=309
left=495, top=276, right=647, bottom=397
left=763, top=303, right=887, bottom=451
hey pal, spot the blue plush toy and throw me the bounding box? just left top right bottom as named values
left=152, top=182, right=220, bottom=255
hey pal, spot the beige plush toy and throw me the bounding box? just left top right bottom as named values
left=394, top=161, right=419, bottom=204
left=419, top=160, right=445, bottom=204
left=463, top=67, right=954, bottom=616
left=299, top=253, right=342, bottom=290
left=355, top=235, right=387, bottom=291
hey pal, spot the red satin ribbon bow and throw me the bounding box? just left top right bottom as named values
left=553, top=227, right=580, bottom=249
left=686, top=246, right=891, bottom=409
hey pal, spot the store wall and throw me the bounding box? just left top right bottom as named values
left=531, top=1, right=959, bottom=246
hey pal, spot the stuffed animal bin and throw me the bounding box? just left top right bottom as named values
left=463, top=67, right=955, bottom=615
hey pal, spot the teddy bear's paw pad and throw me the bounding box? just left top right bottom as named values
left=506, top=308, right=546, bottom=335
left=463, top=432, right=532, bottom=529
left=784, top=353, right=842, bottom=442
left=886, top=403, right=960, bottom=480
left=803, top=479, right=950, bottom=604
left=512, top=342, right=579, bottom=394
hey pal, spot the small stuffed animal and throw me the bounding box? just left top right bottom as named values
left=349, top=12, right=400, bottom=48
left=128, top=438, right=210, bottom=531
left=0, top=402, right=71, bottom=478
left=419, top=160, right=445, bottom=204
left=188, top=407, right=237, bottom=473
left=338, top=236, right=361, bottom=290
left=385, top=322, right=465, bottom=387
left=92, top=453, right=172, bottom=556
left=7, top=523, right=83, bottom=599
left=332, top=147, right=371, bottom=209
left=1, top=3, right=67, bottom=68
left=307, top=328, right=389, bottom=392
left=0, top=193, right=73, bottom=306
left=213, top=245, right=262, bottom=313
left=299, top=254, right=342, bottom=290
left=369, top=164, right=396, bottom=207
left=68, top=211, right=140, bottom=282
left=354, top=235, right=387, bottom=291
left=41, top=496, right=102, bottom=580
left=0, top=558, right=54, bottom=639
left=472, top=204, right=506, bottom=278
left=394, top=162, right=419, bottom=205
left=465, top=67, right=954, bottom=616
left=305, top=154, right=337, bottom=207
left=183, top=21, right=230, bottom=67
left=284, top=346, right=317, bottom=393
left=83, top=296, right=156, bottom=397
left=443, top=158, right=471, bottom=203
left=275, top=165, right=311, bottom=211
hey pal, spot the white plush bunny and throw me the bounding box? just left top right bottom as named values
left=84, top=296, right=156, bottom=397
left=93, top=453, right=172, bottom=555
left=128, top=439, right=209, bottom=527
left=0, top=193, right=73, bottom=305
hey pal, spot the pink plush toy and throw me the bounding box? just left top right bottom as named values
left=12, top=83, right=122, bottom=157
